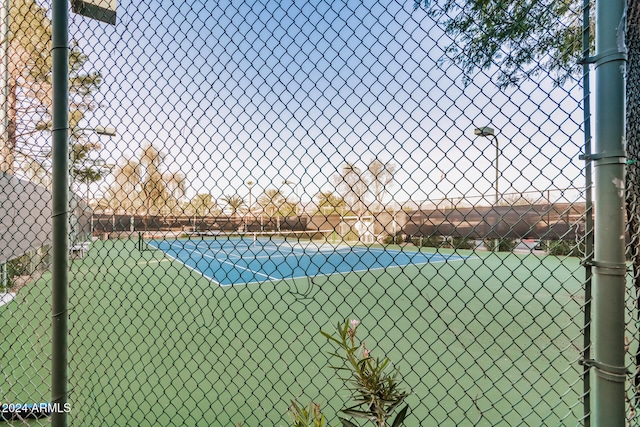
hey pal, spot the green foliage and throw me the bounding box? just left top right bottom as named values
left=320, top=320, right=409, bottom=427
left=342, top=231, right=361, bottom=243
left=221, top=194, right=247, bottom=218
left=410, top=236, right=474, bottom=249
left=287, top=401, right=326, bottom=427
left=411, top=235, right=440, bottom=248
left=2, top=253, right=31, bottom=291
left=484, top=238, right=516, bottom=252
left=383, top=234, right=404, bottom=245
left=316, top=191, right=346, bottom=215
left=414, top=0, right=587, bottom=87
left=188, top=193, right=220, bottom=216
left=257, top=188, right=295, bottom=217
left=7, top=0, right=103, bottom=177
left=546, top=240, right=584, bottom=257
left=450, top=237, right=475, bottom=250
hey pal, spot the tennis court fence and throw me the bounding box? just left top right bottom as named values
left=94, top=200, right=586, bottom=245
left=0, top=0, right=636, bottom=426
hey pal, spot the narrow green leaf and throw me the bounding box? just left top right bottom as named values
left=320, top=330, right=343, bottom=345
left=342, top=409, right=377, bottom=419
left=378, top=358, right=390, bottom=371
left=391, top=405, right=409, bottom=427
left=338, top=417, right=359, bottom=427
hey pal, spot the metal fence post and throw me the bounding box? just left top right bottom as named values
left=51, top=0, right=69, bottom=425
left=592, top=0, right=627, bottom=424
left=581, top=0, right=593, bottom=423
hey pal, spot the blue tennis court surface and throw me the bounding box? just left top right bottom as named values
left=147, top=236, right=468, bottom=286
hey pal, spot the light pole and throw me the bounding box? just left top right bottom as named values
left=75, top=126, right=116, bottom=137
left=282, top=179, right=300, bottom=216
left=473, top=126, right=499, bottom=205
left=70, top=126, right=116, bottom=244
left=474, top=126, right=500, bottom=250
left=246, top=180, right=254, bottom=229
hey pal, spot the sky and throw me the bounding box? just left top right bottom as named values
left=69, top=0, right=588, bottom=209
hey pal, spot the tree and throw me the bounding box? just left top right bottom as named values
left=246, top=180, right=255, bottom=214
left=366, top=159, right=397, bottom=213
left=102, top=159, right=141, bottom=213
left=257, top=188, right=294, bottom=218
left=332, top=159, right=397, bottom=215
left=98, top=146, right=185, bottom=216
left=417, top=0, right=640, bottom=407
left=417, top=0, right=640, bottom=402
left=140, top=144, right=166, bottom=216
left=1, top=0, right=102, bottom=174
left=414, top=0, right=585, bottom=87
left=221, top=194, right=246, bottom=220
left=162, top=170, right=186, bottom=214
left=188, top=193, right=219, bottom=217
left=332, top=163, right=368, bottom=216
left=316, top=191, right=346, bottom=215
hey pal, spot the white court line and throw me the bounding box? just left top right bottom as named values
left=156, top=240, right=302, bottom=286
left=150, top=240, right=475, bottom=287
left=147, top=242, right=223, bottom=285
left=136, top=258, right=172, bottom=265
left=181, top=241, right=280, bottom=282
left=231, top=254, right=476, bottom=287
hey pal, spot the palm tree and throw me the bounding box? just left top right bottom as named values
left=316, top=191, right=345, bottom=215
left=222, top=194, right=247, bottom=229
left=245, top=180, right=255, bottom=217
left=163, top=171, right=186, bottom=214
left=257, top=188, right=289, bottom=218
left=136, top=144, right=172, bottom=232
left=332, top=163, right=368, bottom=216
left=189, top=193, right=218, bottom=217
left=367, top=159, right=397, bottom=213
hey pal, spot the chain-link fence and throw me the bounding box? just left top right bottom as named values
left=0, top=0, right=634, bottom=425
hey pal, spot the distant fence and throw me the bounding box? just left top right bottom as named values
left=92, top=204, right=586, bottom=242
left=91, top=213, right=309, bottom=235
left=401, top=203, right=586, bottom=241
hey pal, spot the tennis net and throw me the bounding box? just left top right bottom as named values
left=142, top=229, right=342, bottom=252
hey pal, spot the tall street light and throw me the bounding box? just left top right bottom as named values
left=246, top=180, right=254, bottom=229
left=72, top=125, right=116, bottom=192
left=473, top=126, right=499, bottom=205
left=86, top=126, right=116, bottom=137
left=282, top=179, right=300, bottom=216
left=474, top=126, right=500, bottom=251
left=70, top=126, right=116, bottom=245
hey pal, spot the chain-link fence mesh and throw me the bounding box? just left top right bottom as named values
left=0, top=0, right=629, bottom=425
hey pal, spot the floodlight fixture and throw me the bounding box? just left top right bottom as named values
left=92, top=126, right=116, bottom=137
left=474, top=126, right=495, bottom=137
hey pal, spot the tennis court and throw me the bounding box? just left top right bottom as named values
left=145, top=231, right=469, bottom=286
left=0, top=238, right=587, bottom=426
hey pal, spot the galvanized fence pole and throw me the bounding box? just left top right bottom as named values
left=3, top=2, right=601, bottom=425
left=51, top=0, right=69, bottom=425
left=582, top=0, right=594, bottom=423
left=592, top=0, right=627, bottom=424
